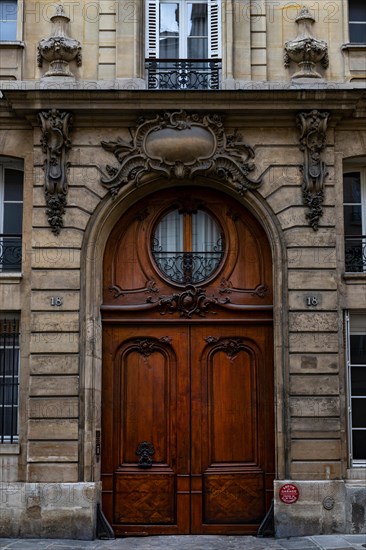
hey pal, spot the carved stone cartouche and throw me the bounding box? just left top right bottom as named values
left=37, top=4, right=82, bottom=77
left=297, top=110, right=329, bottom=231
left=284, top=6, right=328, bottom=79
left=39, top=109, right=72, bottom=235
left=100, top=111, right=262, bottom=197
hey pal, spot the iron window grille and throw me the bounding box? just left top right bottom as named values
left=146, top=58, right=221, bottom=90
left=0, top=317, right=20, bottom=444
left=0, top=159, right=23, bottom=273
left=346, top=312, right=366, bottom=467
left=343, top=169, right=366, bottom=273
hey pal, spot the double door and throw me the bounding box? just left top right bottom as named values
left=101, top=321, right=274, bottom=535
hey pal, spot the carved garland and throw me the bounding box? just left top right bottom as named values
left=39, top=109, right=72, bottom=235
left=297, top=110, right=329, bottom=231
left=100, top=111, right=262, bottom=197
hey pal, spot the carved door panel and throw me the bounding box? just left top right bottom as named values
left=102, top=322, right=274, bottom=535
left=102, top=324, right=191, bottom=536
left=190, top=324, right=274, bottom=534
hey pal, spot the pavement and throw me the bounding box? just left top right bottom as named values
left=1, top=535, right=366, bottom=550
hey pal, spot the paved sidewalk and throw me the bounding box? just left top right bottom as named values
left=0, top=535, right=366, bottom=550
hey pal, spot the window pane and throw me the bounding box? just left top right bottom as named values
left=350, top=335, right=366, bottom=364
left=350, top=24, right=366, bottom=43
left=0, top=0, right=17, bottom=41
left=187, top=3, right=208, bottom=58
left=0, top=408, right=18, bottom=437
left=352, top=430, right=366, bottom=460
left=3, top=203, right=22, bottom=233
left=192, top=210, right=221, bottom=252
left=351, top=368, right=366, bottom=396
left=344, top=205, right=362, bottom=235
left=188, top=37, right=208, bottom=58
left=4, top=169, right=23, bottom=200
left=343, top=172, right=361, bottom=203
left=349, top=0, right=366, bottom=19
left=160, top=3, right=179, bottom=57
left=352, top=398, right=366, bottom=427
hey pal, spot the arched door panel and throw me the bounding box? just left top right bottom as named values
left=102, top=188, right=274, bottom=535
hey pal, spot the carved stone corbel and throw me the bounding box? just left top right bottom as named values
left=39, top=109, right=72, bottom=235
left=297, top=110, right=329, bottom=230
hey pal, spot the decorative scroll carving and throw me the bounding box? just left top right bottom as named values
left=39, top=109, right=72, bottom=235
left=109, top=279, right=159, bottom=299
left=136, top=441, right=155, bottom=469
left=284, top=6, right=328, bottom=79
left=100, top=111, right=262, bottom=197
left=148, top=284, right=229, bottom=318
left=219, top=278, right=269, bottom=298
left=135, top=337, right=172, bottom=357
left=205, top=337, right=244, bottom=358
left=37, top=4, right=82, bottom=77
left=297, top=110, right=329, bottom=231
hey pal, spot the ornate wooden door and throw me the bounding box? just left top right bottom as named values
left=101, top=188, right=274, bottom=536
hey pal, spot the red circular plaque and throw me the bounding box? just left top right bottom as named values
left=279, top=484, right=299, bottom=504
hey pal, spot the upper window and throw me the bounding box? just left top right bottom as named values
left=343, top=168, right=366, bottom=272
left=0, top=316, right=20, bottom=443
left=152, top=207, right=224, bottom=285
left=349, top=0, right=366, bottom=43
left=0, top=0, right=17, bottom=41
left=145, top=0, right=221, bottom=90
left=346, top=312, right=366, bottom=466
left=0, top=158, right=23, bottom=272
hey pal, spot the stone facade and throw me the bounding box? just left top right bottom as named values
left=0, top=0, right=365, bottom=540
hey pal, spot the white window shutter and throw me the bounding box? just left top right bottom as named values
left=146, top=0, right=159, bottom=58
left=208, top=0, right=221, bottom=58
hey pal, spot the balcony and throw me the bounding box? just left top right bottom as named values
left=0, top=235, right=22, bottom=272
left=145, top=59, right=221, bottom=90
left=345, top=235, right=366, bottom=272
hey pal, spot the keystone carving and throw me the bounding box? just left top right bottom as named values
left=148, top=285, right=222, bottom=318
left=297, top=110, right=329, bottom=231
left=284, top=6, right=328, bottom=79
left=100, top=111, right=262, bottom=197
left=37, top=4, right=82, bottom=77
left=39, top=109, right=72, bottom=234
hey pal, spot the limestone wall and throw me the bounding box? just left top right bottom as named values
left=0, top=0, right=361, bottom=83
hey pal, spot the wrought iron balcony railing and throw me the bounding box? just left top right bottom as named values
left=345, top=235, right=366, bottom=272
left=0, top=235, right=22, bottom=272
left=145, top=59, right=222, bottom=90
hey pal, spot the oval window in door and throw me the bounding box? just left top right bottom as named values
left=151, top=208, right=225, bottom=285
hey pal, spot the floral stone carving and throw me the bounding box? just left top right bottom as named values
left=297, top=110, right=329, bottom=230
left=100, top=111, right=262, bottom=197
left=284, top=6, right=328, bottom=79
left=39, top=109, right=72, bottom=234
left=37, top=4, right=82, bottom=77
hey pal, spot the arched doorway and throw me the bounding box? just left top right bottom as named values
left=101, top=186, right=274, bottom=536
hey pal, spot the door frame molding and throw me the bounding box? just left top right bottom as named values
left=79, top=175, right=289, bottom=486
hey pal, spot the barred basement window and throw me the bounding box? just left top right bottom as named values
left=346, top=312, right=366, bottom=466
left=0, top=316, right=20, bottom=443
left=343, top=167, right=366, bottom=272
left=0, top=158, right=23, bottom=272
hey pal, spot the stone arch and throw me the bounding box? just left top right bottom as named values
left=79, top=174, right=288, bottom=485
